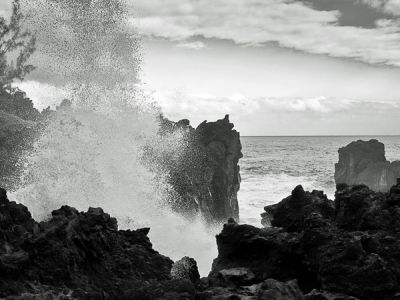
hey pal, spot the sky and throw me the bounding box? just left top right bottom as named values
left=1, top=0, right=400, bottom=135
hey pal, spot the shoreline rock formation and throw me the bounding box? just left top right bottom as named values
left=158, top=114, right=242, bottom=224
left=335, top=139, right=400, bottom=192
left=0, top=188, right=301, bottom=299
left=3, top=182, right=400, bottom=299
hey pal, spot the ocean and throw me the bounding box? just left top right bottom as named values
left=238, top=136, right=400, bottom=226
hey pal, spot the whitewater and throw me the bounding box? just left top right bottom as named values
left=9, top=0, right=217, bottom=275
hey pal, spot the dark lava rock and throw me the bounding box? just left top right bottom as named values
left=335, top=139, right=400, bottom=192
left=157, top=115, right=242, bottom=224
left=1, top=188, right=307, bottom=300
left=211, top=183, right=400, bottom=300
left=196, top=278, right=304, bottom=300
left=305, top=289, right=360, bottom=300
left=122, top=278, right=196, bottom=300
left=171, top=256, right=201, bottom=284
left=262, top=185, right=334, bottom=232
left=257, top=278, right=304, bottom=300
left=0, top=190, right=173, bottom=299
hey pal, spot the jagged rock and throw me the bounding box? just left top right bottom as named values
left=211, top=220, right=315, bottom=291
left=335, top=139, right=400, bottom=192
left=157, top=115, right=242, bottom=223
left=335, top=184, right=400, bottom=231
left=171, top=256, right=200, bottom=284
left=212, top=183, right=400, bottom=300
left=0, top=190, right=174, bottom=299
left=262, top=185, right=334, bottom=232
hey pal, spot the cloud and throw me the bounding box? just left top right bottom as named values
left=132, top=0, right=400, bottom=66
left=175, top=41, right=207, bottom=50
left=361, top=0, right=400, bottom=15
left=147, top=89, right=400, bottom=126
left=15, top=80, right=400, bottom=135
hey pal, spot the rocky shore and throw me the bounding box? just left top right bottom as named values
left=2, top=181, right=400, bottom=299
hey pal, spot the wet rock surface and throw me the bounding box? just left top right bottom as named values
left=0, top=188, right=303, bottom=300
left=0, top=188, right=174, bottom=299
left=158, top=115, right=242, bottom=224
left=215, top=183, right=400, bottom=300
left=335, top=139, right=400, bottom=192
left=3, top=182, right=400, bottom=299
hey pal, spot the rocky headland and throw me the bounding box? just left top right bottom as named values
left=335, top=139, right=400, bottom=192
left=2, top=181, right=400, bottom=299
left=157, top=114, right=242, bottom=224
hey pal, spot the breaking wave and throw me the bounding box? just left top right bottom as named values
left=10, top=0, right=217, bottom=275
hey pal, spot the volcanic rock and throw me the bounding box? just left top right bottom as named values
left=171, top=256, right=200, bottom=284
left=0, top=190, right=174, bottom=299
left=211, top=183, right=400, bottom=300
left=158, top=115, right=242, bottom=224
left=335, top=139, right=400, bottom=192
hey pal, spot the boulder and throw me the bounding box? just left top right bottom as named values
left=171, top=256, right=200, bottom=284
left=335, top=139, right=400, bottom=192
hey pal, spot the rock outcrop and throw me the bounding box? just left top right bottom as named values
left=335, top=139, right=400, bottom=192
left=4, top=182, right=400, bottom=299
left=158, top=115, right=242, bottom=223
left=0, top=188, right=176, bottom=299
left=0, top=187, right=311, bottom=300
left=212, top=183, right=400, bottom=300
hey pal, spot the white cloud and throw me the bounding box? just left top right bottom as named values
left=176, top=41, right=207, bottom=50
left=132, top=0, right=400, bottom=66
left=361, top=0, right=400, bottom=15
left=148, top=89, right=400, bottom=125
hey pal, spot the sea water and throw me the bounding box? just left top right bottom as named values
left=238, top=135, right=400, bottom=226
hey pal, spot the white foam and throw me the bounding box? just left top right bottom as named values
left=10, top=0, right=217, bottom=276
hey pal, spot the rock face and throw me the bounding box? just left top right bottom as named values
left=6, top=183, right=400, bottom=299
left=213, top=183, right=400, bottom=300
left=0, top=188, right=175, bottom=299
left=158, top=115, right=242, bottom=223
left=335, top=139, right=400, bottom=192
left=0, top=188, right=309, bottom=300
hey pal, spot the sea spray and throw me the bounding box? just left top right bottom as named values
left=10, top=0, right=217, bottom=275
